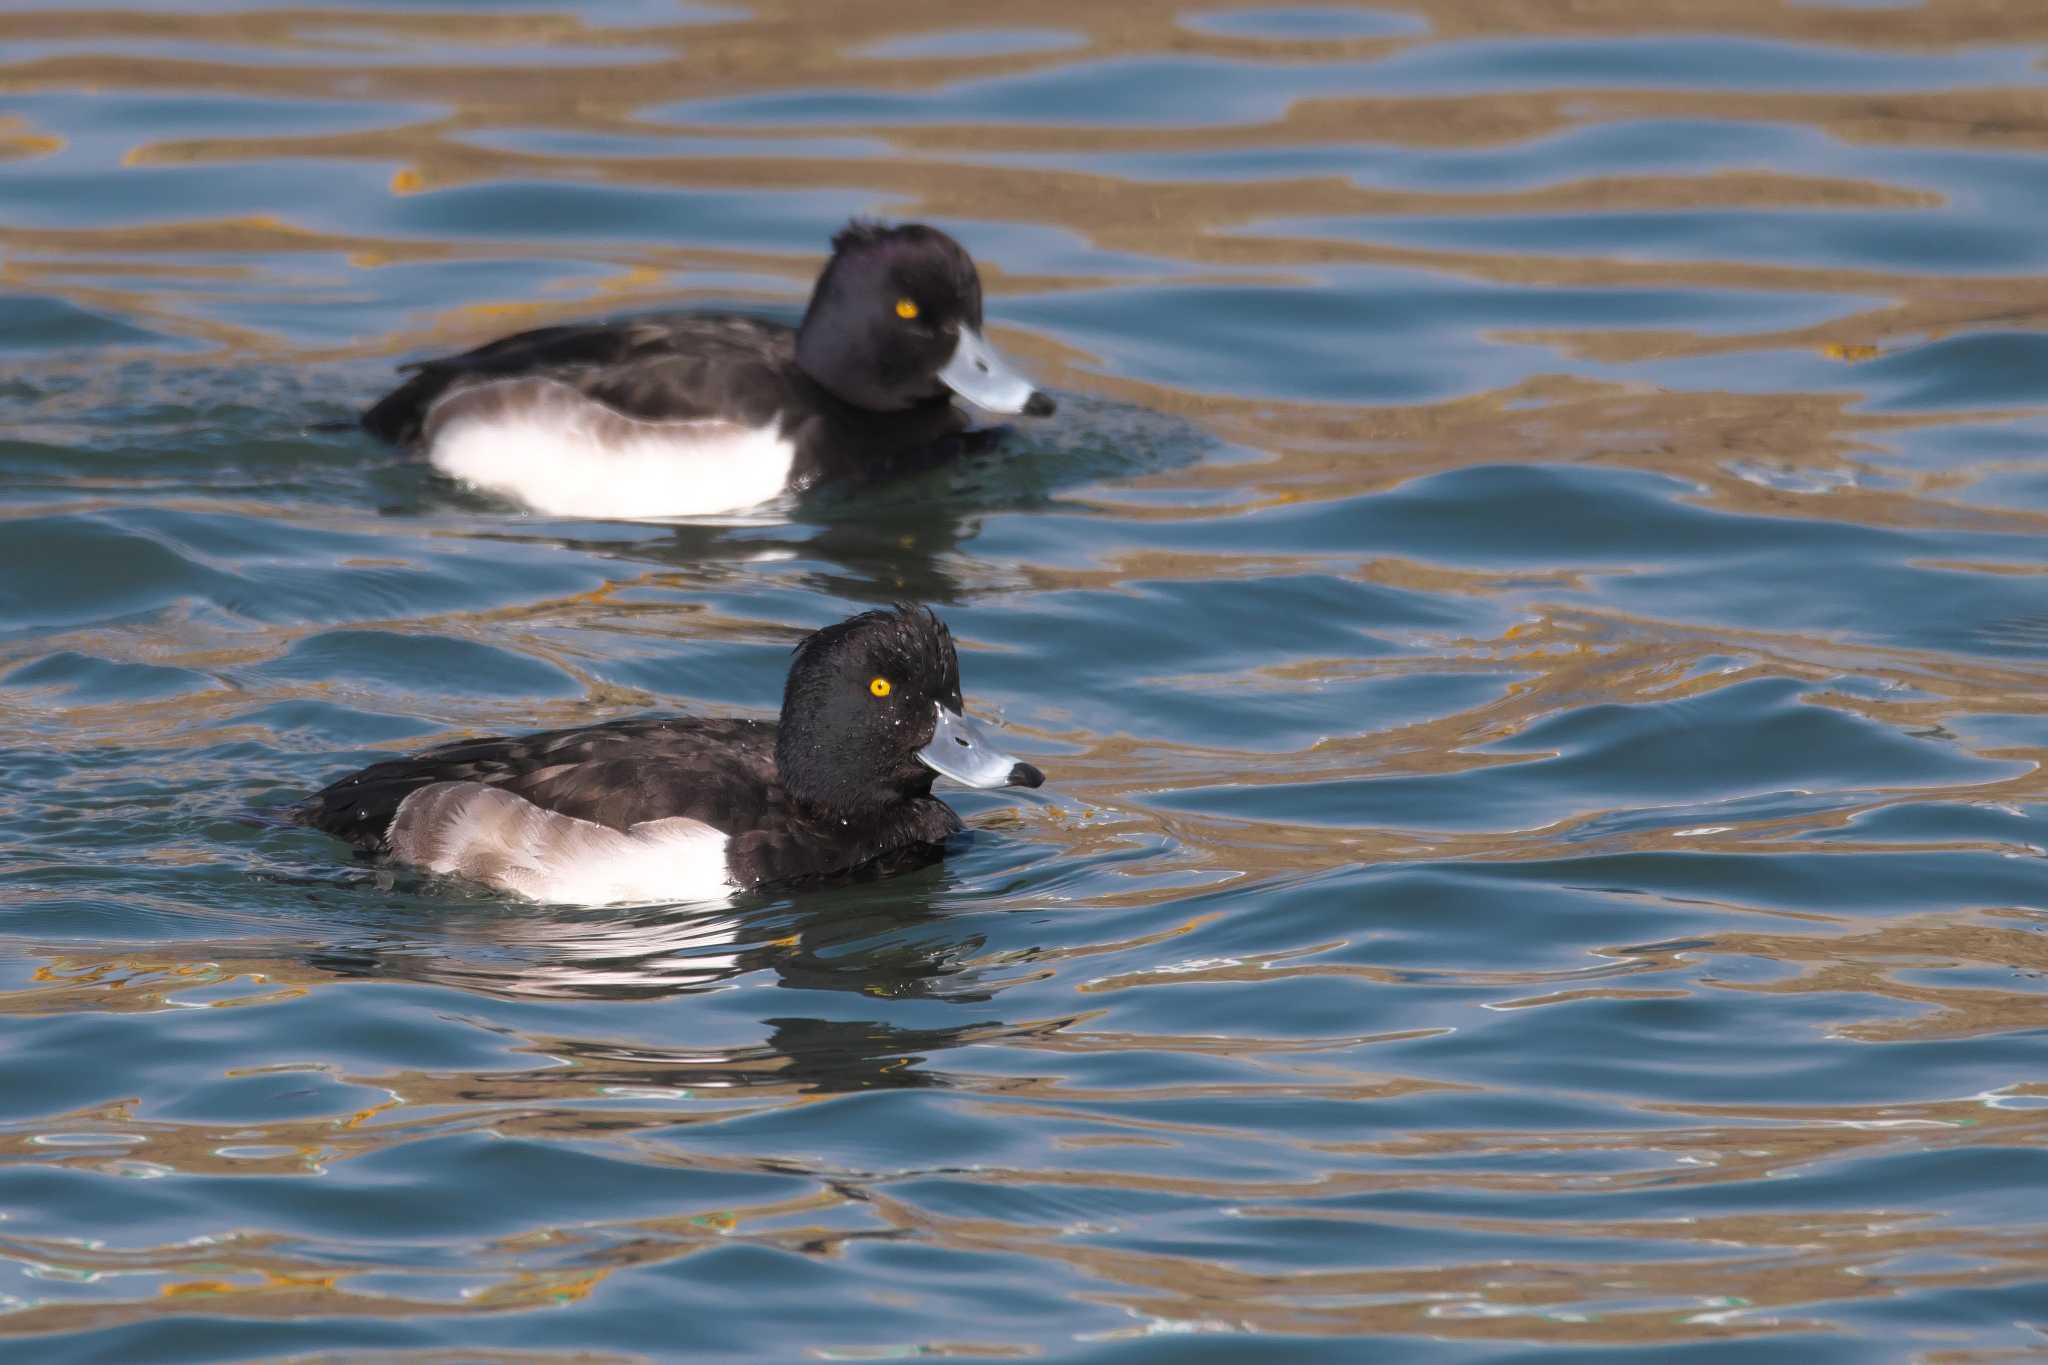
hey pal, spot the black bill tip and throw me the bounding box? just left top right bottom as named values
left=1022, top=390, right=1057, bottom=418
left=1007, top=761, right=1045, bottom=789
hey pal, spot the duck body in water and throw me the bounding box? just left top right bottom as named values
left=359, top=222, right=1056, bottom=518
left=292, top=606, right=1044, bottom=905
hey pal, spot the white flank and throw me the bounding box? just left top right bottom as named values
left=389, top=781, right=736, bottom=907
left=424, top=378, right=795, bottom=519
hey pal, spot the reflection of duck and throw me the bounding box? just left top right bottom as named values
left=302, top=872, right=1001, bottom=1006
left=307, top=903, right=755, bottom=999
left=509, top=388, right=1222, bottom=608
left=360, top=222, right=1054, bottom=519
left=292, top=605, right=1043, bottom=905
left=304, top=901, right=1036, bottom=1093
left=491, top=1015, right=1002, bottom=1096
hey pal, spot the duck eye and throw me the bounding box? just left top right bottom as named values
left=869, top=676, right=893, bottom=698
left=894, top=298, right=919, bottom=321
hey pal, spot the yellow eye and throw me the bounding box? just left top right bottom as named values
left=894, top=298, right=919, bottom=320
left=869, top=676, right=892, bottom=698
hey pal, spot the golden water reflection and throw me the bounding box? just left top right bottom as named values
left=2, top=928, right=2045, bottom=1349
left=6, top=0, right=2048, bottom=1355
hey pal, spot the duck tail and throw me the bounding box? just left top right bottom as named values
left=359, top=365, right=447, bottom=447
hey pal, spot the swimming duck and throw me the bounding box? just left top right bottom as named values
left=359, top=222, right=1056, bottom=518
left=292, top=605, right=1043, bottom=905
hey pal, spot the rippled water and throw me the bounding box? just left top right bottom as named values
left=5, top=2, right=2048, bottom=1359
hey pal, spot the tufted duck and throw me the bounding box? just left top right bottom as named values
left=292, top=605, right=1044, bottom=904
left=359, top=222, right=1056, bottom=518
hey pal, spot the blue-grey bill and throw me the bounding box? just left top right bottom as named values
left=917, top=703, right=1041, bottom=789
left=937, top=325, right=1043, bottom=415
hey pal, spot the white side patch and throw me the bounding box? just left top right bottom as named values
left=424, top=378, right=796, bottom=520
left=389, top=781, right=736, bottom=907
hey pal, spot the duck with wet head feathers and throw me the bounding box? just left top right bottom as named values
left=360, top=222, right=1056, bottom=519
left=291, top=605, right=1044, bottom=905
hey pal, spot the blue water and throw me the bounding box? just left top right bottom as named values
left=4, top=3, right=2048, bottom=1360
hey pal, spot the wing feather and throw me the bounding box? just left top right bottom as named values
left=359, top=314, right=798, bottom=445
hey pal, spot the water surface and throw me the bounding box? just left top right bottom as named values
left=4, top=1, right=2048, bottom=1360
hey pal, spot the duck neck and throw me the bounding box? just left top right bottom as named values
left=774, top=728, right=934, bottom=827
